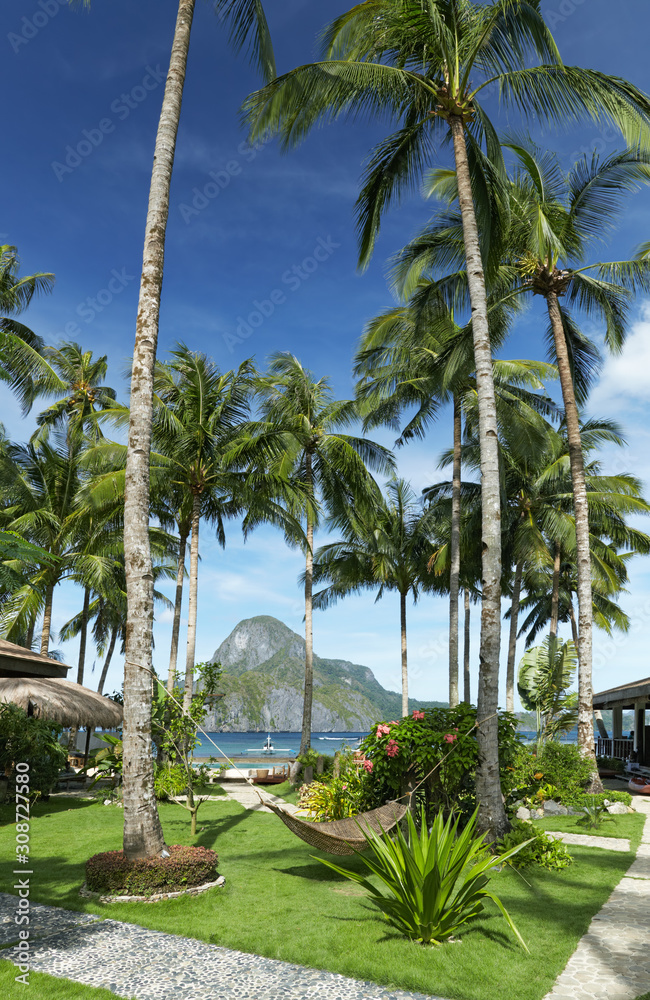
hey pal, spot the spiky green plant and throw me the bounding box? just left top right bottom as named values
left=316, top=806, right=530, bottom=949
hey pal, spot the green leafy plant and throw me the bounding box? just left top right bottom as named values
left=508, top=741, right=593, bottom=807
left=518, top=638, right=578, bottom=745
left=499, top=821, right=573, bottom=871
left=576, top=797, right=614, bottom=830
left=0, top=704, right=67, bottom=800
left=84, top=733, right=123, bottom=788
left=316, top=807, right=530, bottom=950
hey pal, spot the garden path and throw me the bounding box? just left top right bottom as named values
left=0, top=893, right=444, bottom=1000
left=222, top=780, right=301, bottom=813
left=543, top=796, right=650, bottom=1000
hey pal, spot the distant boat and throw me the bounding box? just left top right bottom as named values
left=246, top=734, right=295, bottom=755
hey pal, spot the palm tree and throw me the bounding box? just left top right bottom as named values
left=251, top=353, right=394, bottom=753
left=242, top=0, right=650, bottom=835
left=0, top=244, right=56, bottom=410
left=29, top=341, right=119, bottom=446
left=499, top=141, right=650, bottom=766
left=152, top=346, right=255, bottom=713
left=355, top=290, right=555, bottom=708
left=312, top=479, right=437, bottom=716
left=0, top=437, right=121, bottom=654
left=111, top=0, right=275, bottom=861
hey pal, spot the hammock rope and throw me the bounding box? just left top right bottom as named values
left=141, top=669, right=497, bottom=855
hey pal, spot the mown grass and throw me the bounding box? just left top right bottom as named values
left=0, top=796, right=637, bottom=1000
left=0, top=961, right=135, bottom=1000
left=534, top=811, right=645, bottom=852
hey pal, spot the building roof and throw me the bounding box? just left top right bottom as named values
left=0, top=676, right=123, bottom=728
left=0, top=639, right=71, bottom=679
left=593, top=677, right=650, bottom=710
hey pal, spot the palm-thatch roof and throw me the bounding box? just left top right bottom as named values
left=0, top=676, right=123, bottom=728
left=0, top=639, right=71, bottom=679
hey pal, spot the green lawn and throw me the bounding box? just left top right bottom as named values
left=0, top=961, right=134, bottom=1000
left=534, top=812, right=645, bottom=852
left=0, top=796, right=638, bottom=1000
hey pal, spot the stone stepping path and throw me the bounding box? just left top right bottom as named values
left=0, top=900, right=443, bottom=1000
left=544, top=797, right=650, bottom=1000
left=544, top=831, right=631, bottom=852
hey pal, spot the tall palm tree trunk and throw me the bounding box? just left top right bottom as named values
left=400, top=590, right=408, bottom=717
left=506, top=558, right=523, bottom=713
left=300, top=452, right=314, bottom=755
left=463, top=588, right=471, bottom=704
left=40, top=580, right=55, bottom=655
left=97, top=626, right=118, bottom=695
left=69, top=587, right=91, bottom=751
left=183, top=494, right=201, bottom=714
left=546, top=292, right=600, bottom=787
left=122, top=0, right=195, bottom=860
left=450, top=117, right=507, bottom=836
left=568, top=598, right=579, bottom=647
left=168, top=527, right=188, bottom=694
left=550, top=542, right=561, bottom=640
left=448, top=394, right=461, bottom=708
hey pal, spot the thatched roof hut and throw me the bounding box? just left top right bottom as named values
left=0, top=639, right=71, bottom=679
left=0, top=676, right=123, bottom=728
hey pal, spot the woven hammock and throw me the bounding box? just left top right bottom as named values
left=263, top=799, right=409, bottom=855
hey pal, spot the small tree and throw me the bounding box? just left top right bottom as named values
left=517, top=637, right=578, bottom=745
left=153, top=661, right=223, bottom=835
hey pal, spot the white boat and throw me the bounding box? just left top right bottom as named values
left=246, top=734, right=295, bottom=754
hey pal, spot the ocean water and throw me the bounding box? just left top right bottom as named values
left=194, top=731, right=367, bottom=764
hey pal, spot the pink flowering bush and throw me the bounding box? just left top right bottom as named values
left=359, top=705, right=521, bottom=817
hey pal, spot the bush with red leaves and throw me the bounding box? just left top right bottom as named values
left=85, top=844, right=219, bottom=895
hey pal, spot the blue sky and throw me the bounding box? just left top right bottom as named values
left=3, top=0, right=650, bottom=709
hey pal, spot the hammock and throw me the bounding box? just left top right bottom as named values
left=262, top=798, right=409, bottom=855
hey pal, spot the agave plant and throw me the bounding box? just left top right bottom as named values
left=316, top=807, right=529, bottom=949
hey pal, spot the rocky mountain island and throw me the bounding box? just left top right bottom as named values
left=201, top=615, right=446, bottom=732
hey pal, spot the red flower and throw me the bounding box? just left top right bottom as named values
left=386, top=740, right=400, bottom=758
left=412, top=710, right=425, bottom=721
left=443, top=734, right=458, bottom=744
left=362, top=759, right=374, bottom=773
left=376, top=723, right=391, bottom=737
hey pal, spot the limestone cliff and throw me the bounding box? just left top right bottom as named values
left=201, top=615, right=445, bottom=731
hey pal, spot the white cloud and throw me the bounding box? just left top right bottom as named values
left=590, top=306, right=650, bottom=411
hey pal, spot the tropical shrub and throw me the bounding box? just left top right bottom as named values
left=359, top=704, right=521, bottom=816
left=507, top=740, right=592, bottom=807
left=0, top=704, right=67, bottom=799
left=596, top=755, right=625, bottom=773
left=565, top=790, right=631, bottom=809
left=499, top=820, right=573, bottom=870
left=317, top=807, right=530, bottom=949
left=85, top=733, right=123, bottom=787
left=85, top=844, right=219, bottom=895
left=576, top=797, right=614, bottom=830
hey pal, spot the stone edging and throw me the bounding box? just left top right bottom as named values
left=79, top=875, right=225, bottom=904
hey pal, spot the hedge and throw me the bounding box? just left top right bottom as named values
left=86, top=844, right=219, bottom=895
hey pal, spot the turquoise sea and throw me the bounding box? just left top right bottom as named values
left=194, top=731, right=366, bottom=765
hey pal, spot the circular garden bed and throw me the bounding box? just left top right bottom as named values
left=84, top=844, right=221, bottom=902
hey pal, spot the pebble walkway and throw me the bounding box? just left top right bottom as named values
left=0, top=894, right=443, bottom=1000
left=543, top=796, right=650, bottom=1000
